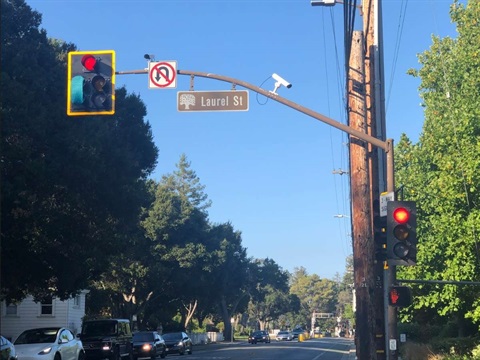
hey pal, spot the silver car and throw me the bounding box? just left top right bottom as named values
left=275, top=331, right=293, bottom=341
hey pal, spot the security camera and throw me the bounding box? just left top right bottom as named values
left=311, top=0, right=336, bottom=6
left=270, top=73, right=292, bottom=95
left=272, top=73, right=292, bottom=88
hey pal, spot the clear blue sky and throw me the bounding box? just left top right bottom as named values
left=28, top=0, right=458, bottom=279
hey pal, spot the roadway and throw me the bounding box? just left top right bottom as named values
left=190, top=337, right=355, bottom=360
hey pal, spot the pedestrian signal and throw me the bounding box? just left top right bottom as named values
left=389, top=286, right=412, bottom=307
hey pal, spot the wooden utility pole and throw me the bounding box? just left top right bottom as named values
left=348, top=31, right=377, bottom=360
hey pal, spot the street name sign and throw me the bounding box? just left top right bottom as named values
left=177, top=90, right=249, bottom=112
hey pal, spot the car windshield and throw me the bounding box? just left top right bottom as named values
left=162, top=333, right=182, bottom=341
left=133, top=333, right=154, bottom=342
left=278, top=331, right=288, bottom=335
left=15, top=329, right=58, bottom=344
left=82, top=321, right=117, bottom=337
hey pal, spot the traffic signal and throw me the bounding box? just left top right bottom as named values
left=386, top=201, right=417, bottom=266
left=67, top=50, right=115, bottom=116
left=388, top=286, right=412, bottom=307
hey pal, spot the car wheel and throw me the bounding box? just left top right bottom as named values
left=110, top=348, right=121, bottom=360
left=78, top=351, right=85, bottom=360
left=54, top=354, right=61, bottom=360
left=179, top=345, right=185, bottom=356
left=150, top=347, right=157, bottom=360
left=160, top=346, right=166, bottom=359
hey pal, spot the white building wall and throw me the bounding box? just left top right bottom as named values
left=0, top=290, right=88, bottom=342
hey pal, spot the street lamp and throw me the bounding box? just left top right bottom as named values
left=230, top=318, right=234, bottom=343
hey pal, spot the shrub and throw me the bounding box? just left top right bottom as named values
left=399, top=342, right=436, bottom=360
left=430, top=337, right=479, bottom=356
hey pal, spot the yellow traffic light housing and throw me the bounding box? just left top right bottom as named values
left=67, top=50, right=115, bottom=116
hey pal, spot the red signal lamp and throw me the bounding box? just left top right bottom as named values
left=393, top=207, right=410, bottom=224
left=67, top=50, right=115, bottom=116
left=81, top=54, right=97, bottom=71
left=388, top=286, right=412, bottom=307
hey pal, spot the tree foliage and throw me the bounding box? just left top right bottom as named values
left=289, top=267, right=339, bottom=330
left=0, top=0, right=350, bottom=334
left=397, top=0, right=480, bottom=332
left=247, top=258, right=294, bottom=329
left=1, top=0, right=158, bottom=303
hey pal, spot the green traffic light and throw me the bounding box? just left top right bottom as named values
left=71, top=76, right=84, bottom=105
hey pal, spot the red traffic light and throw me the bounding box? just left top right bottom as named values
left=81, top=54, right=97, bottom=71
left=393, top=207, right=410, bottom=224
left=67, top=50, right=115, bottom=116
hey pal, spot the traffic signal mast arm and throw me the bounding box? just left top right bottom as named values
left=116, top=68, right=389, bottom=153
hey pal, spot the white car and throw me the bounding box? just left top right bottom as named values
left=14, top=328, right=84, bottom=360
left=275, top=331, right=293, bottom=341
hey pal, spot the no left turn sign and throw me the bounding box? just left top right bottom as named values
left=149, top=61, right=177, bottom=89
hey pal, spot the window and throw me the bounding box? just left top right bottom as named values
left=73, top=295, right=80, bottom=307
left=40, top=296, right=53, bottom=315
left=6, top=303, right=17, bottom=316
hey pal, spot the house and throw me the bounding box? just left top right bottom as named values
left=0, top=290, right=89, bottom=342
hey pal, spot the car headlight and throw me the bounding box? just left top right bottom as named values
left=142, top=344, right=152, bottom=351
left=102, top=343, right=112, bottom=351
left=38, top=347, right=53, bottom=355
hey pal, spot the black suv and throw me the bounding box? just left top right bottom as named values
left=80, top=319, right=133, bottom=360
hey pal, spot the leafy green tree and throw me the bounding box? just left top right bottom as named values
left=289, top=267, right=338, bottom=331
left=397, top=0, right=480, bottom=333
left=89, top=155, right=213, bottom=328
left=247, top=258, right=295, bottom=330
left=336, top=255, right=354, bottom=327
left=206, top=222, right=249, bottom=339
left=1, top=0, right=158, bottom=303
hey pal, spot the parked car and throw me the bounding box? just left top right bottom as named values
left=291, top=328, right=305, bottom=339
left=79, top=319, right=133, bottom=360
left=162, top=332, right=192, bottom=356
left=275, top=331, right=293, bottom=341
left=132, top=332, right=165, bottom=360
left=247, top=330, right=270, bottom=344
left=14, top=328, right=84, bottom=360
left=1, top=335, right=17, bottom=360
